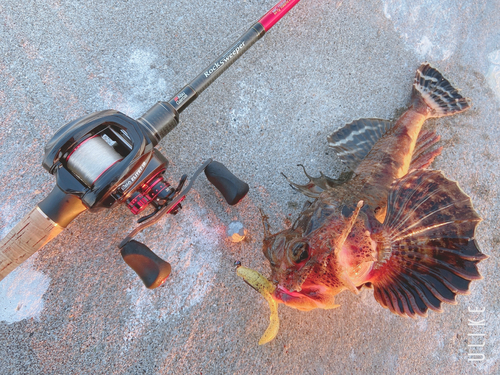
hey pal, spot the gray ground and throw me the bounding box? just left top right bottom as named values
left=0, top=0, right=499, bottom=374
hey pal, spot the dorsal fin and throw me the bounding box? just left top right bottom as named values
left=282, top=165, right=353, bottom=199
left=327, top=119, right=393, bottom=171
left=284, top=121, right=443, bottom=200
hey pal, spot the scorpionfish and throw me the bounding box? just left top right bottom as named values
left=260, top=64, right=487, bottom=317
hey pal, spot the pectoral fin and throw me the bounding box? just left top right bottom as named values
left=369, top=170, right=486, bottom=318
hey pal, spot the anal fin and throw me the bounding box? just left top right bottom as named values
left=369, top=170, right=486, bottom=318
left=410, top=129, right=442, bottom=170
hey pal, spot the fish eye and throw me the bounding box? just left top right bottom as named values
left=291, top=242, right=309, bottom=264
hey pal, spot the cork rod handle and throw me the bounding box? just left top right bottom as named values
left=0, top=207, right=63, bottom=281
left=0, top=186, right=88, bottom=282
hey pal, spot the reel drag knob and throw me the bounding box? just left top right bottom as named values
left=120, top=240, right=171, bottom=289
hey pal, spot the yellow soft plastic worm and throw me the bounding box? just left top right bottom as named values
left=236, top=265, right=279, bottom=345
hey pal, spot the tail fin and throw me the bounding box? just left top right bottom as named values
left=369, top=170, right=486, bottom=318
left=412, top=63, right=470, bottom=117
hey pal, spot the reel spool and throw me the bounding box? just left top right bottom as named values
left=66, top=135, right=123, bottom=186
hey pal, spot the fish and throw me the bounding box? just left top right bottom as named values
left=253, top=63, right=487, bottom=319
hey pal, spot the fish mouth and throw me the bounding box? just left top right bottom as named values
left=273, top=284, right=340, bottom=311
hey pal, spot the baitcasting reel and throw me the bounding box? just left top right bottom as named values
left=40, top=110, right=248, bottom=288
left=0, top=0, right=300, bottom=287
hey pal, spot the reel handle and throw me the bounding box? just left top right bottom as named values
left=120, top=240, right=171, bottom=289
left=119, top=159, right=248, bottom=289
left=205, top=161, right=249, bottom=205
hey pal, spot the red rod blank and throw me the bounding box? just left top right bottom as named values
left=258, top=0, right=302, bottom=31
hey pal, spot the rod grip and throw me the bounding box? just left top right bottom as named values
left=0, top=186, right=87, bottom=282
left=204, top=161, right=249, bottom=205
left=0, top=207, right=63, bottom=281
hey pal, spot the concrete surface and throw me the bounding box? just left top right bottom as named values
left=0, top=0, right=498, bottom=374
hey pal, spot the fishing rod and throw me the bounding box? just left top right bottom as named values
left=0, top=0, right=303, bottom=288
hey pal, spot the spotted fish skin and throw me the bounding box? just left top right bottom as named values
left=263, top=64, right=487, bottom=317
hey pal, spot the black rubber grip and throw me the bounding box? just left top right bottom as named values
left=120, top=240, right=171, bottom=289
left=204, top=161, right=249, bottom=205
left=38, top=185, right=87, bottom=227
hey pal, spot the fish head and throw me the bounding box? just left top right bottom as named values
left=262, top=223, right=348, bottom=311
left=262, top=228, right=312, bottom=293
left=262, top=201, right=369, bottom=311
